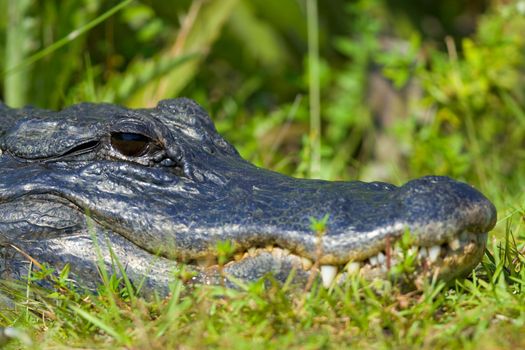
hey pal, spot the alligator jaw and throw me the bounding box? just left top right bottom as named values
left=0, top=221, right=487, bottom=294
left=190, top=230, right=487, bottom=289
left=343, top=230, right=487, bottom=288
left=0, top=171, right=495, bottom=293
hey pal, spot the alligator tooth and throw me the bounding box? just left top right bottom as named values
left=320, top=265, right=338, bottom=288
left=418, top=247, right=428, bottom=258
left=248, top=247, right=257, bottom=256
left=234, top=252, right=244, bottom=261
left=449, top=238, right=460, bottom=251
left=346, top=261, right=361, bottom=274
left=394, top=246, right=403, bottom=257
left=377, top=252, right=386, bottom=264
left=301, top=257, right=313, bottom=270
left=428, top=246, right=441, bottom=263
left=369, top=256, right=378, bottom=266
left=272, top=248, right=284, bottom=258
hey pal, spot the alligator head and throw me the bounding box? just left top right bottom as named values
left=0, top=99, right=496, bottom=296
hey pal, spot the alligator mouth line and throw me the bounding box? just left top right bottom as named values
left=189, top=231, right=486, bottom=288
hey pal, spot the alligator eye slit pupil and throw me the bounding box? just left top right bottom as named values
left=111, top=132, right=151, bottom=157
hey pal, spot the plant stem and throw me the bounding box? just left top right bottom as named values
left=307, top=0, right=321, bottom=179
left=4, top=0, right=32, bottom=107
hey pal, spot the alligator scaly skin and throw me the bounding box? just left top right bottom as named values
left=0, top=99, right=496, bottom=296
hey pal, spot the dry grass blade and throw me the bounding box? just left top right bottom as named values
left=126, top=0, right=239, bottom=107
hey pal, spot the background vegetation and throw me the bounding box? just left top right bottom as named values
left=1, top=0, right=525, bottom=348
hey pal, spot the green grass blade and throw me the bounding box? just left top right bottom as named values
left=105, top=237, right=136, bottom=305
left=69, top=305, right=130, bottom=345
left=3, top=0, right=32, bottom=107
left=1, top=0, right=132, bottom=78
left=306, top=0, right=321, bottom=179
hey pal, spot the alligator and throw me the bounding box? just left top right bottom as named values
left=0, top=98, right=496, bottom=296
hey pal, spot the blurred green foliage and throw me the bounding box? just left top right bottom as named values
left=2, top=2, right=525, bottom=347
left=1, top=0, right=524, bottom=203
left=405, top=5, right=525, bottom=201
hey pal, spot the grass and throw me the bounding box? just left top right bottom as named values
left=1, top=0, right=525, bottom=348
left=306, top=0, right=321, bottom=179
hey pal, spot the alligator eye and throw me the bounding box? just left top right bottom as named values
left=111, top=132, right=152, bottom=157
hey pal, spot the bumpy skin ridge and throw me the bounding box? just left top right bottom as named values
left=0, top=98, right=497, bottom=296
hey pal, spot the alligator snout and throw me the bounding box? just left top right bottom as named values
left=207, top=174, right=496, bottom=288
left=0, top=99, right=497, bottom=295
left=396, top=176, right=497, bottom=240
